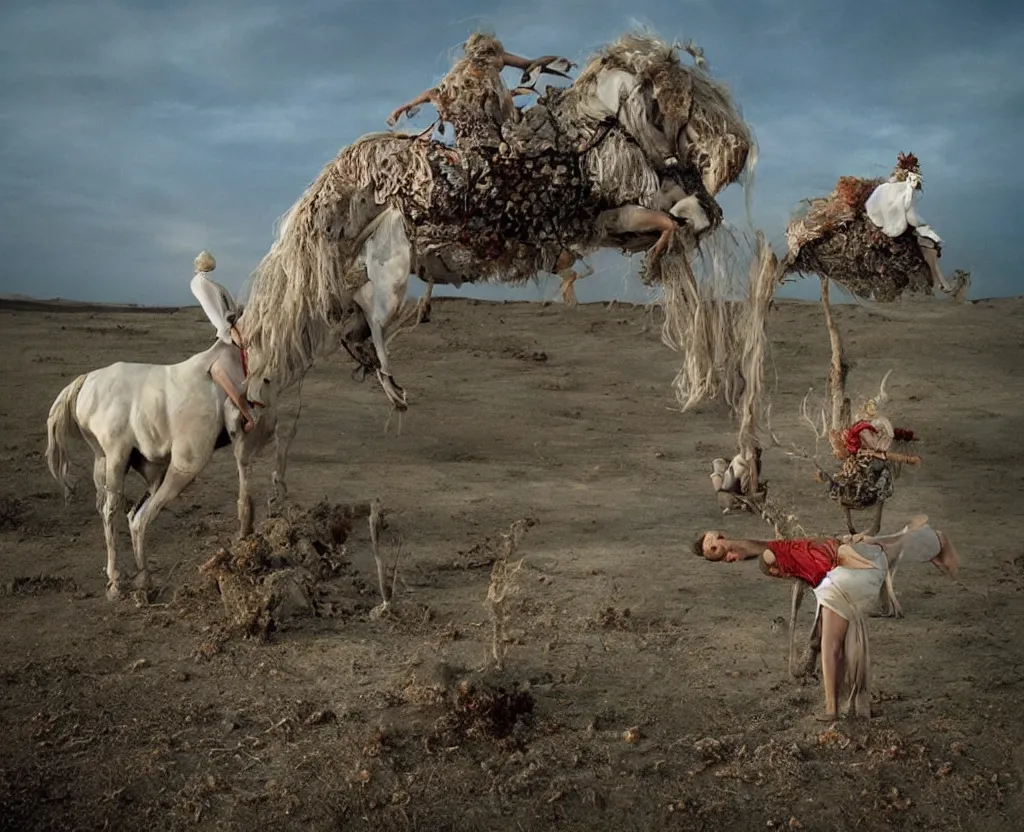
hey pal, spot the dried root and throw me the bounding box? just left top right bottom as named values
left=484, top=519, right=536, bottom=670
left=368, top=498, right=403, bottom=619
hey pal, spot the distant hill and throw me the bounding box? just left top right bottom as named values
left=0, top=295, right=185, bottom=314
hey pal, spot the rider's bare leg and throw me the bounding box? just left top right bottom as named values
left=210, top=357, right=255, bottom=432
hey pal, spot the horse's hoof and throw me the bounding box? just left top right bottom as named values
left=105, top=582, right=122, bottom=602
left=369, top=601, right=391, bottom=621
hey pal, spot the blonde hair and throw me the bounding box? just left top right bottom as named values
left=194, top=250, right=217, bottom=273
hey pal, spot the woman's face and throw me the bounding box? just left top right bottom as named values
left=701, top=532, right=728, bottom=561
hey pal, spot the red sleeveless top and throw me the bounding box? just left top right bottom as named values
left=765, top=539, right=840, bottom=587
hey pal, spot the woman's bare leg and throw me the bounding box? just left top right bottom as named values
left=932, top=531, right=959, bottom=577
left=210, top=361, right=255, bottom=432
left=819, top=608, right=849, bottom=720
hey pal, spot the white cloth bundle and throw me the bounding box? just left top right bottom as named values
left=864, top=178, right=942, bottom=244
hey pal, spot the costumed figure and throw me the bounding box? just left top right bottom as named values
left=190, top=252, right=259, bottom=433
left=777, top=152, right=965, bottom=303
left=694, top=517, right=958, bottom=720
left=240, top=31, right=756, bottom=418
left=707, top=448, right=764, bottom=513
left=864, top=152, right=951, bottom=295
left=556, top=256, right=594, bottom=308
left=816, top=394, right=921, bottom=535
left=386, top=33, right=573, bottom=151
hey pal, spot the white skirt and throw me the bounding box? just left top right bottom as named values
left=812, top=542, right=887, bottom=623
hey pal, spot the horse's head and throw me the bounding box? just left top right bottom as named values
left=245, top=375, right=277, bottom=412
left=573, top=32, right=755, bottom=197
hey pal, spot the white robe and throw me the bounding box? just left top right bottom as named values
left=190, top=271, right=238, bottom=346
left=864, top=179, right=942, bottom=245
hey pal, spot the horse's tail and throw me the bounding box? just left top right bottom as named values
left=46, top=373, right=87, bottom=504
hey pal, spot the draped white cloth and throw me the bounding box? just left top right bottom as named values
left=812, top=521, right=942, bottom=622
left=864, top=178, right=942, bottom=245
left=190, top=271, right=238, bottom=346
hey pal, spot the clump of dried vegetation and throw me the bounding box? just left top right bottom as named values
left=196, top=500, right=359, bottom=640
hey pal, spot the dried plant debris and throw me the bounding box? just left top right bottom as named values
left=2, top=574, right=78, bottom=597
left=0, top=495, right=25, bottom=530
left=198, top=500, right=359, bottom=640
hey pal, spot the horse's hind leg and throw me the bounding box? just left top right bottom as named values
left=100, top=453, right=129, bottom=600
left=355, top=210, right=412, bottom=411
left=128, top=465, right=199, bottom=594
left=92, top=456, right=106, bottom=514
left=127, top=459, right=167, bottom=572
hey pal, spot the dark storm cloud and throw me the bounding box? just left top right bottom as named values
left=0, top=0, right=1020, bottom=305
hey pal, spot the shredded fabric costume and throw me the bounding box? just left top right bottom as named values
left=822, top=456, right=894, bottom=510
left=819, top=415, right=918, bottom=510
left=432, top=33, right=518, bottom=151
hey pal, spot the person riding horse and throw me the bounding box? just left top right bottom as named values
left=189, top=251, right=258, bottom=433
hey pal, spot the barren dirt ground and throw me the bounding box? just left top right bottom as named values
left=2, top=295, right=1023, bottom=831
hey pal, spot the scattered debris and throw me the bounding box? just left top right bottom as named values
left=0, top=495, right=25, bottom=530
left=3, top=574, right=78, bottom=597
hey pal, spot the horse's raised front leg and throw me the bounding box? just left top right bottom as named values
left=667, top=195, right=712, bottom=234
left=235, top=438, right=256, bottom=539
left=355, top=209, right=412, bottom=411
left=269, top=387, right=302, bottom=507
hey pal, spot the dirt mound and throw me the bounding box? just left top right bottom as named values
left=197, top=500, right=360, bottom=640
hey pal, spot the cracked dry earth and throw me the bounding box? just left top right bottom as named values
left=1, top=294, right=1023, bottom=831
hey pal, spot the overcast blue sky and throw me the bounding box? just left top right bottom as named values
left=1, top=0, right=1020, bottom=306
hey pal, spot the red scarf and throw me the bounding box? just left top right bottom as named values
left=766, top=539, right=840, bottom=587
left=844, top=421, right=877, bottom=455
left=844, top=420, right=917, bottom=454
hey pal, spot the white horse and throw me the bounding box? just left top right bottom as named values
left=45, top=341, right=277, bottom=599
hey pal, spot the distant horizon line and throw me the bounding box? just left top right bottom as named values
left=1, top=292, right=1016, bottom=315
